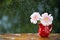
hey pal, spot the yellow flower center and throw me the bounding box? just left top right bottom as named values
left=44, top=17, right=49, bottom=21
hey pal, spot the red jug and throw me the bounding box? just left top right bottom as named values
left=38, top=23, right=52, bottom=37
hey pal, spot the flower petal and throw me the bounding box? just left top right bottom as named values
left=50, top=16, right=53, bottom=21
left=49, top=14, right=51, bottom=17
left=30, top=12, right=40, bottom=18
left=42, top=13, right=48, bottom=17
left=30, top=19, right=37, bottom=24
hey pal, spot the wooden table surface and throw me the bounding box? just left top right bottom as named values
left=0, top=33, right=60, bottom=40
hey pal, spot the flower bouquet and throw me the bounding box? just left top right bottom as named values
left=30, top=12, right=53, bottom=37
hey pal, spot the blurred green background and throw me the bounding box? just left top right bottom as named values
left=0, top=0, right=60, bottom=33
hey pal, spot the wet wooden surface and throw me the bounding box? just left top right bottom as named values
left=0, top=33, right=60, bottom=40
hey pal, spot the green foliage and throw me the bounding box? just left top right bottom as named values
left=0, top=0, right=12, bottom=7
left=0, top=0, right=60, bottom=33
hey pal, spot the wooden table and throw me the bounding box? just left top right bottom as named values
left=0, top=33, right=60, bottom=40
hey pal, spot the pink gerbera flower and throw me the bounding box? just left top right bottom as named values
left=40, top=13, right=53, bottom=26
left=30, top=12, right=41, bottom=24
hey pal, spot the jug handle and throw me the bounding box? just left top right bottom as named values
left=49, top=27, right=52, bottom=32
left=49, top=24, right=53, bottom=32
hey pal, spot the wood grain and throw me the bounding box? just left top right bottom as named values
left=0, top=33, right=60, bottom=40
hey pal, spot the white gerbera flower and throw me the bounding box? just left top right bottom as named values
left=40, top=13, right=53, bottom=26
left=30, top=12, right=41, bottom=24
